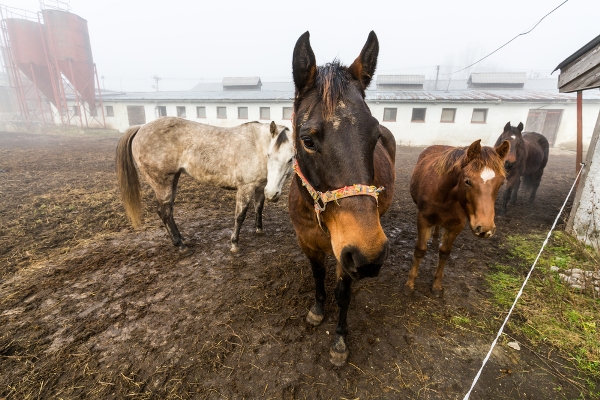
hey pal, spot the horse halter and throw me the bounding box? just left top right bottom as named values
left=293, top=159, right=384, bottom=232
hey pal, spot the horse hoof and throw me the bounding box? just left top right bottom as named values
left=431, top=288, right=444, bottom=298
left=179, top=245, right=194, bottom=256
left=329, top=336, right=349, bottom=366
left=403, top=285, right=415, bottom=297
left=230, top=244, right=239, bottom=253
left=255, top=228, right=265, bottom=235
left=306, top=309, right=324, bottom=326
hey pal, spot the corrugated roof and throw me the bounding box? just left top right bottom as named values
left=100, top=89, right=600, bottom=103
left=469, top=73, right=527, bottom=84
left=377, top=75, right=425, bottom=85
left=222, top=77, right=262, bottom=87
left=191, top=81, right=292, bottom=92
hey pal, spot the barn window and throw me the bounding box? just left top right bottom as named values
left=90, top=107, right=98, bottom=117
left=260, top=107, right=270, bottom=120
left=282, top=107, right=293, bottom=120
left=217, top=107, right=227, bottom=119
left=383, top=108, right=397, bottom=121
left=471, top=108, right=488, bottom=123
left=72, top=105, right=80, bottom=116
left=106, top=105, right=114, bottom=117
left=176, top=106, right=186, bottom=118
left=238, top=107, right=248, bottom=119
left=196, top=106, right=206, bottom=118
left=156, top=106, right=167, bottom=117
left=411, top=108, right=426, bottom=122
left=440, top=108, right=456, bottom=123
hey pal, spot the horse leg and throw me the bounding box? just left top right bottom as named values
left=432, top=227, right=460, bottom=297
left=253, top=185, right=266, bottom=234
left=509, top=176, right=521, bottom=206
left=431, top=225, right=440, bottom=244
left=154, top=172, right=192, bottom=255
left=499, top=182, right=512, bottom=215
left=404, top=216, right=431, bottom=296
left=302, top=245, right=327, bottom=326
left=230, top=185, right=254, bottom=253
left=330, top=268, right=352, bottom=366
left=527, top=171, right=543, bottom=203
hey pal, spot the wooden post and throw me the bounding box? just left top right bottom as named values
left=577, top=90, right=583, bottom=175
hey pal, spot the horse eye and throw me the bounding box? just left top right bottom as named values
left=288, top=158, right=293, bottom=163
left=465, top=179, right=472, bottom=186
left=301, top=136, right=315, bottom=151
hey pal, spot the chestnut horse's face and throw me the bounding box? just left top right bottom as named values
left=495, top=122, right=525, bottom=172
left=292, top=31, right=388, bottom=279
left=460, top=140, right=510, bottom=238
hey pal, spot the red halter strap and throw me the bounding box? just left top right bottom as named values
left=293, top=159, right=384, bottom=232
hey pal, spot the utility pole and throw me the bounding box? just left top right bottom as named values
left=434, top=65, right=440, bottom=90
left=151, top=75, right=161, bottom=91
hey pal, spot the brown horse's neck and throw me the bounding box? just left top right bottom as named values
left=437, top=168, right=463, bottom=203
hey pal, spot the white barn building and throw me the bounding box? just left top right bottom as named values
left=96, top=74, right=600, bottom=150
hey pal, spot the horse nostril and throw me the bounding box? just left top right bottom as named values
left=474, top=226, right=482, bottom=234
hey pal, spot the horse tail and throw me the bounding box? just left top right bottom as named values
left=116, top=126, right=143, bottom=228
left=538, top=134, right=550, bottom=170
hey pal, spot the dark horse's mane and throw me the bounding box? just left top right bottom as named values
left=434, top=146, right=506, bottom=177
left=316, top=60, right=351, bottom=117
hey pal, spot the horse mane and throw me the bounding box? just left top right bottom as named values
left=274, top=127, right=290, bottom=149
left=316, top=60, right=350, bottom=118
left=434, top=146, right=506, bottom=177
left=241, top=121, right=260, bottom=126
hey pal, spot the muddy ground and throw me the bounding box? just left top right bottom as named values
left=0, top=131, right=591, bottom=399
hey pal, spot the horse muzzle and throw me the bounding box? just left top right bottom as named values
left=264, top=190, right=281, bottom=202
left=340, top=242, right=389, bottom=280
left=472, top=225, right=496, bottom=238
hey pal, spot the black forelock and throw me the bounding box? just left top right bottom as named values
left=316, top=60, right=351, bottom=117
left=274, top=127, right=289, bottom=150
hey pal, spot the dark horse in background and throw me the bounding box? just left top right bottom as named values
left=405, top=139, right=510, bottom=297
left=289, top=31, right=396, bottom=366
left=494, top=122, right=549, bottom=215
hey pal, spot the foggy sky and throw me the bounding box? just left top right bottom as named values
left=4, top=0, right=599, bottom=92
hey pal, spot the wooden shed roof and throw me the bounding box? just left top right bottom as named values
left=553, top=34, right=600, bottom=93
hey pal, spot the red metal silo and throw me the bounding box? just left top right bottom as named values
left=42, top=9, right=95, bottom=106
left=4, top=18, right=57, bottom=105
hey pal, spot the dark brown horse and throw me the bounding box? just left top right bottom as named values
left=405, top=139, right=510, bottom=297
left=289, top=31, right=396, bottom=366
left=494, top=122, right=549, bottom=215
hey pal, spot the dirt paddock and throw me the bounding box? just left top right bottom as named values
left=0, top=131, right=587, bottom=399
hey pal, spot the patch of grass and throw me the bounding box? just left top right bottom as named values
left=487, top=231, right=600, bottom=397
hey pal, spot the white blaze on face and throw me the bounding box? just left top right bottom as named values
left=480, top=167, right=496, bottom=184
left=511, top=135, right=516, bottom=139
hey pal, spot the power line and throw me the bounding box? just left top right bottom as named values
left=441, top=0, right=569, bottom=76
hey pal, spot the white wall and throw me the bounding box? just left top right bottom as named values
left=567, top=111, right=600, bottom=251
left=100, top=101, right=294, bottom=132
left=77, top=98, right=600, bottom=151
left=369, top=101, right=600, bottom=150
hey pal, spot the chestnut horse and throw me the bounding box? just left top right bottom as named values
left=405, top=139, right=510, bottom=297
left=289, top=31, right=395, bottom=366
left=494, top=122, right=550, bottom=215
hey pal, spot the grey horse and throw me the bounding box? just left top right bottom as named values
left=116, top=117, right=294, bottom=253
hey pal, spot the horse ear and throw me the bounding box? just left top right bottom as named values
left=496, top=140, right=510, bottom=159
left=464, top=139, right=482, bottom=165
left=292, top=31, right=317, bottom=94
left=348, top=31, right=379, bottom=91
left=270, top=121, right=277, bottom=137
left=504, top=122, right=512, bottom=132
left=517, top=122, right=524, bottom=133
